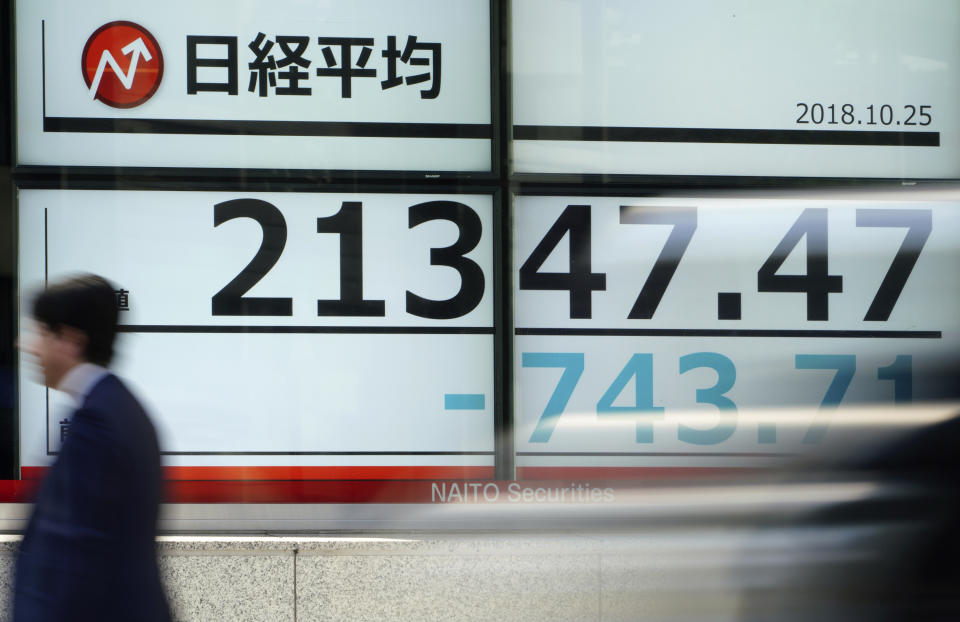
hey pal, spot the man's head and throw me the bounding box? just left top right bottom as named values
left=22, top=274, right=118, bottom=387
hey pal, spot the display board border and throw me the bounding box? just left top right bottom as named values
left=4, top=0, right=960, bottom=511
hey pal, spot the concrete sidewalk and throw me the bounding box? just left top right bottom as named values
left=0, top=531, right=747, bottom=621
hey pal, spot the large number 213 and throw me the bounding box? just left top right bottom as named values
left=211, top=198, right=485, bottom=319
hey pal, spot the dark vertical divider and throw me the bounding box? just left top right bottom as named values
left=493, top=0, right=514, bottom=480
left=1, top=0, right=18, bottom=479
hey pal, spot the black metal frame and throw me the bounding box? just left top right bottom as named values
left=6, top=0, right=511, bottom=482
left=1, top=0, right=16, bottom=480
left=5, top=0, right=958, bottom=486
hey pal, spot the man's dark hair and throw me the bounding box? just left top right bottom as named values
left=32, top=274, right=118, bottom=366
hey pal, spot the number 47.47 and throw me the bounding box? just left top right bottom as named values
left=519, top=205, right=931, bottom=321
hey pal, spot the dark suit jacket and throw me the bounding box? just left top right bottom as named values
left=14, top=374, right=171, bottom=622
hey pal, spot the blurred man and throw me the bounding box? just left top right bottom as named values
left=14, top=274, right=170, bottom=622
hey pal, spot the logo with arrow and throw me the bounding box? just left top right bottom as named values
left=81, top=21, right=164, bottom=108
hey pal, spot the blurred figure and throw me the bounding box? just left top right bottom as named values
left=14, top=275, right=169, bottom=622
left=737, top=413, right=960, bottom=622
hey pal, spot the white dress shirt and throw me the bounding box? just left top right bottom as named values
left=57, top=362, right=109, bottom=407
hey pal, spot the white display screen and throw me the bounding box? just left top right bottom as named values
left=19, top=190, right=495, bottom=471
left=513, top=190, right=960, bottom=472
left=16, top=0, right=492, bottom=171
left=512, top=0, right=960, bottom=178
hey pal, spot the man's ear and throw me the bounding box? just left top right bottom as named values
left=58, top=325, right=88, bottom=360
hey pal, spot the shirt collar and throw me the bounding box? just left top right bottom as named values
left=57, top=362, right=109, bottom=404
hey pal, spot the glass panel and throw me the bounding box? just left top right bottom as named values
left=512, top=0, right=960, bottom=178
left=513, top=189, right=960, bottom=478
left=18, top=189, right=496, bottom=500
left=17, top=0, right=492, bottom=172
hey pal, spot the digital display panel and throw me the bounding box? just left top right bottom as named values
left=513, top=190, right=960, bottom=475
left=18, top=190, right=495, bottom=478
left=16, top=0, right=492, bottom=172
left=512, top=0, right=960, bottom=178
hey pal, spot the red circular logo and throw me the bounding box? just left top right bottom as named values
left=81, top=21, right=163, bottom=108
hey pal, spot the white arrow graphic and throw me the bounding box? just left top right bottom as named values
left=88, top=37, right=153, bottom=99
